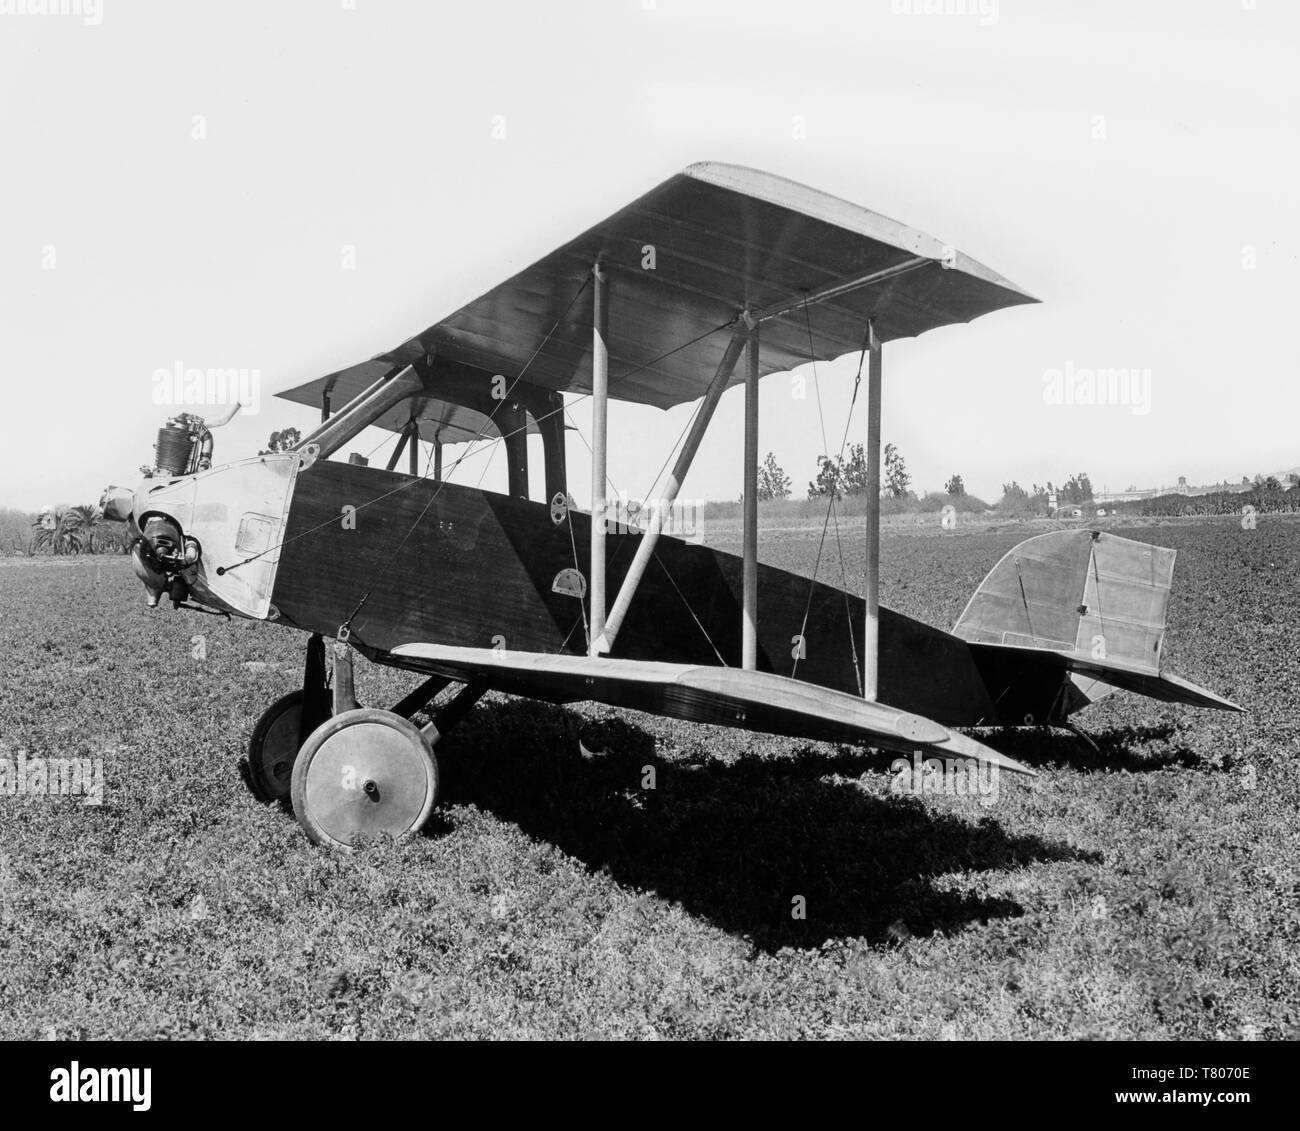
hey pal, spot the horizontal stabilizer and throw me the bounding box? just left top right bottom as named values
left=969, top=642, right=1244, bottom=713
left=391, top=643, right=1036, bottom=775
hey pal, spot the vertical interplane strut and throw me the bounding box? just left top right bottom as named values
left=588, top=262, right=609, bottom=656
left=863, top=321, right=882, bottom=701
left=741, top=317, right=760, bottom=671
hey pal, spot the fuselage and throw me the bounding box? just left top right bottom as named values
left=115, top=447, right=1070, bottom=730
left=267, top=460, right=1053, bottom=727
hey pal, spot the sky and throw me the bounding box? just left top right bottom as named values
left=1, top=0, right=1297, bottom=512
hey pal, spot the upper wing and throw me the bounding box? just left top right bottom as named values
left=277, top=162, right=1037, bottom=414
left=391, top=643, right=1036, bottom=776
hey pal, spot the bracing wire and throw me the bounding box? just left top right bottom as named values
left=222, top=286, right=598, bottom=645
left=791, top=314, right=873, bottom=690
left=225, top=289, right=740, bottom=578
left=334, top=275, right=594, bottom=632
left=564, top=400, right=727, bottom=664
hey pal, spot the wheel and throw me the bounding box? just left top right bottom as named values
left=290, top=708, right=440, bottom=849
left=243, top=690, right=306, bottom=804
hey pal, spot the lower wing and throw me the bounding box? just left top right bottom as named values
left=390, top=643, right=1036, bottom=776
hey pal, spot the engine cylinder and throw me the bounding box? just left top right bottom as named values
left=154, top=422, right=196, bottom=476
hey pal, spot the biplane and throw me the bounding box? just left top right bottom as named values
left=103, top=162, right=1242, bottom=848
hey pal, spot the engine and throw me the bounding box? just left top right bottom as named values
left=102, top=402, right=243, bottom=608
left=149, top=412, right=215, bottom=478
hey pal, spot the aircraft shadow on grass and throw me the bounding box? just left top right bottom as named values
left=429, top=699, right=1099, bottom=953
left=975, top=722, right=1208, bottom=774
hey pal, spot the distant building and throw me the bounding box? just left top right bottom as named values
left=1095, top=475, right=1221, bottom=504
left=1094, top=488, right=1157, bottom=504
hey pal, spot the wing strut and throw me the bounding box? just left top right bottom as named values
left=752, top=256, right=931, bottom=324
left=594, top=324, right=749, bottom=655
left=863, top=321, right=882, bottom=701
left=385, top=420, right=412, bottom=472
left=741, top=317, right=760, bottom=670
left=588, top=262, right=609, bottom=656
left=303, top=365, right=418, bottom=461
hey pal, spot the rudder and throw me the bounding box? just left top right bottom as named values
left=953, top=529, right=1174, bottom=673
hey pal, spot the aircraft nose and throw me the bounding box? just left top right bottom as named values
left=111, top=446, right=301, bottom=619
left=130, top=514, right=201, bottom=608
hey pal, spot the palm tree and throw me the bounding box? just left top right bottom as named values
left=68, top=506, right=98, bottom=556
left=67, top=504, right=103, bottom=553
left=88, top=507, right=133, bottom=554
left=31, top=506, right=87, bottom=556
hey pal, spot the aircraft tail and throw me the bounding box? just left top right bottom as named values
left=953, top=529, right=1242, bottom=716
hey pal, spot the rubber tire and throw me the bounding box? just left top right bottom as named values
left=244, top=690, right=305, bottom=805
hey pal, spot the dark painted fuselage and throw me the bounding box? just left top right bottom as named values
left=270, top=461, right=1065, bottom=727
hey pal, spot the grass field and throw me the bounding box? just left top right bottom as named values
left=0, top=516, right=1296, bottom=1039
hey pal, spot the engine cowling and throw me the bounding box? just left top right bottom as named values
left=111, top=451, right=308, bottom=616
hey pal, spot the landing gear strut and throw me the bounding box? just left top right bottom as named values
left=243, top=632, right=486, bottom=848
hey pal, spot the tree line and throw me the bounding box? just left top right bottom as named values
left=755, top=446, right=1095, bottom=515
left=1112, top=478, right=1300, bottom=518
left=0, top=506, right=132, bottom=557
